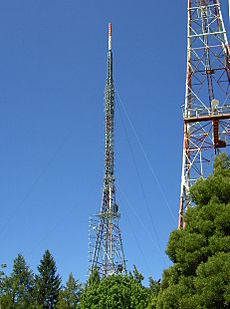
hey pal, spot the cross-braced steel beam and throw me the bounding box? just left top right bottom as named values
left=179, top=0, right=230, bottom=228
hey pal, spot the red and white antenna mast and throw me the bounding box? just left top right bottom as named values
left=179, top=0, right=230, bottom=229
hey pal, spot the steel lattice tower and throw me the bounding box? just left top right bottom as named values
left=179, top=0, right=230, bottom=229
left=89, top=23, right=127, bottom=276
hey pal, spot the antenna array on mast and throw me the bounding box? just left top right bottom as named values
left=88, top=23, right=127, bottom=276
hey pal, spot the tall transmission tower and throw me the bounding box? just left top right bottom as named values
left=179, top=0, right=230, bottom=229
left=88, top=23, right=127, bottom=276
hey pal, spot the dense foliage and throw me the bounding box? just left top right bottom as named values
left=157, top=154, right=230, bottom=309
left=81, top=268, right=151, bottom=309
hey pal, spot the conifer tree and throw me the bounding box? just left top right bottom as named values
left=36, top=250, right=61, bottom=309
left=157, top=154, right=230, bottom=309
left=146, top=277, right=161, bottom=309
left=0, top=263, right=7, bottom=296
left=0, top=254, right=35, bottom=308
left=130, top=265, right=144, bottom=284
left=87, top=268, right=100, bottom=287
left=57, top=273, right=82, bottom=309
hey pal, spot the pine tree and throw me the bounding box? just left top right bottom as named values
left=0, top=254, right=35, bottom=308
left=0, top=263, right=7, bottom=308
left=130, top=265, right=144, bottom=284
left=87, top=268, right=100, bottom=287
left=146, top=277, right=161, bottom=309
left=57, top=273, right=82, bottom=309
left=36, top=250, right=61, bottom=309
left=157, top=154, right=230, bottom=308
left=0, top=263, right=7, bottom=296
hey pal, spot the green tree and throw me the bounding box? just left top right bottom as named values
left=80, top=273, right=150, bottom=309
left=130, top=265, right=144, bottom=284
left=87, top=268, right=100, bottom=287
left=0, top=264, right=7, bottom=308
left=36, top=250, right=61, bottom=309
left=0, top=254, right=35, bottom=308
left=157, top=154, right=230, bottom=309
left=146, top=277, right=161, bottom=309
left=0, top=263, right=7, bottom=296
left=57, top=273, right=82, bottom=309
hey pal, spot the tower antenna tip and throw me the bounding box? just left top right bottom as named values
left=109, top=23, right=112, bottom=35
left=108, top=23, right=112, bottom=50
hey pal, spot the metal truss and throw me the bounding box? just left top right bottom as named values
left=88, top=24, right=127, bottom=276
left=179, top=0, right=230, bottom=228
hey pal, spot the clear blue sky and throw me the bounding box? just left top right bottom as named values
left=0, top=1, right=229, bottom=284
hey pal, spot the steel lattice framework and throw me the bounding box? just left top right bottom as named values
left=179, top=0, right=230, bottom=228
left=89, top=23, right=127, bottom=276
